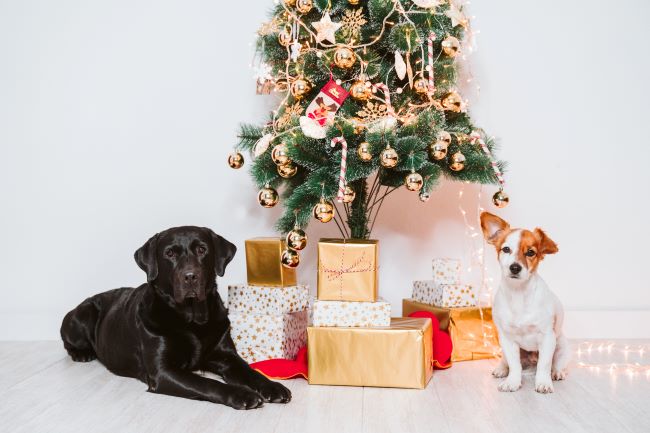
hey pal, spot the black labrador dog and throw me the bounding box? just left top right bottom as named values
left=60, top=226, right=291, bottom=409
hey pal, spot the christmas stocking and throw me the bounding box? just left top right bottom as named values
left=299, top=79, right=349, bottom=139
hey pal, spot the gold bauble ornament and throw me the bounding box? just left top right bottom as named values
left=286, top=228, right=307, bottom=251
left=436, top=130, right=452, bottom=145
left=413, top=78, right=429, bottom=94
left=405, top=172, right=424, bottom=191
left=350, top=80, right=371, bottom=101
left=380, top=145, right=399, bottom=168
left=334, top=47, right=356, bottom=69
left=348, top=0, right=360, bottom=5
left=277, top=162, right=298, bottom=178
left=258, top=186, right=279, bottom=208
left=281, top=248, right=300, bottom=268
left=492, top=190, right=510, bottom=208
left=290, top=78, right=311, bottom=99
left=419, top=191, right=430, bottom=202
left=271, top=143, right=291, bottom=165
left=357, top=142, right=372, bottom=162
left=295, top=0, right=313, bottom=14
left=278, top=29, right=292, bottom=47
left=283, top=0, right=297, bottom=6
left=441, top=36, right=461, bottom=57
left=227, top=152, right=244, bottom=169
left=429, top=141, right=448, bottom=160
left=342, top=185, right=356, bottom=203
left=441, top=91, right=463, bottom=112
left=449, top=151, right=466, bottom=171
left=313, top=199, right=335, bottom=223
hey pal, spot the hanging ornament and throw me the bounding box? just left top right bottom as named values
left=295, top=0, right=313, bottom=14
left=349, top=80, right=372, bottom=101
left=425, top=33, right=437, bottom=95
left=394, top=51, right=407, bottom=80
left=340, top=8, right=367, bottom=41
left=419, top=191, right=431, bottom=202
left=281, top=248, right=300, bottom=268
left=258, top=185, right=279, bottom=208
left=380, top=145, right=399, bottom=168
left=441, top=91, right=463, bottom=112
left=429, top=141, right=448, bottom=161
left=290, top=40, right=302, bottom=62
left=492, top=189, right=510, bottom=208
left=286, top=228, right=307, bottom=250
left=413, top=78, right=429, bottom=94
left=277, top=163, right=298, bottom=178
left=275, top=102, right=304, bottom=130
left=446, top=4, right=469, bottom=29
left=254, top=62, right=274, bottom=94
left=290, top=78, right=312, bottom=99
left=312, top=13, right=342, bottom=44
left=405, top=172, right=424, bottom=191
left=331, top=136, right=349, bottom=203
left=348, top=0, right=360, bottom=6
left=334, top=46, right=356, bottom=69
left=271, top=143, right=291, bottom=165
left=436, top=130, right=452, bottom=145
left=253, top=133, right=274, bottom=157
left=278, top=28, right=292, bottom=47
left=357, top=142, right=372, bottom=161
left=313, top=199, right=335, bottom=223
left=342, top=185, right=356, bottom=203
left=283, top=0, right=297, bottom=6
left=227, top=152, right=244, bottom=169
left=299, top=79, right=349, bottom=139
left=449, top=151, right=466, bottom=171
left=441, top=36, right=460, bottom=57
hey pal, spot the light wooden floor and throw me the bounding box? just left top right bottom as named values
left=1, top=341, right=649, bottom=433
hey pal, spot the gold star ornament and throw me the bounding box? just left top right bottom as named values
left=312, top=13, right=342, bottom=44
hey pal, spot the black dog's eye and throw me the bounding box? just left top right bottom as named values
left=165, top=249, right=175, bottom=258
left=197, top=246, right=206, bottom=255
left=502, top=246, right=511, bottom=254
left=525, top=249, right=536, bottom=257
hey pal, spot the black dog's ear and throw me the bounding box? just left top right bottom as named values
left=134, top=233, right=160, bottom=282
left=209, top=231, right=237, bottom=277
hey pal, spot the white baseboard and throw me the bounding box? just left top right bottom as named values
left=0, top=310, right=648, bottom=340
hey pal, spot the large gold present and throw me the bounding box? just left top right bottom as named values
left=402, top=299, right=499, bottom=362
left=317, top=238, right=378, bottom=302
left=245, top=238, right=296, bottom=287
left=307, top=317, right=433, bottom=389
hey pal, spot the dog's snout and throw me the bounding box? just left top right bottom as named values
left=184, top=272, right=198, bottom=283
left=509, top=263, right=522, bottom=275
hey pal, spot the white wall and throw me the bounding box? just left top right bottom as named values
left=1, top=0, right=648, bottom=340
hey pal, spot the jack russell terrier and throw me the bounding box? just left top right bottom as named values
left=480, top=212, right=570, bottom=393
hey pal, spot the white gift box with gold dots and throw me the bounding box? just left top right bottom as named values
left=431, top=258, right=461, bottom=285
left=228, top=310, right=308, bottom=363
left=311, top=298, right=391, bottom=327
left=412, top=280, right=477, bottom=308
left=227, top=284, right=309, bottom=315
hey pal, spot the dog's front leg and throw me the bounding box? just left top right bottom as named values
left=204, top=333, right=291, bottom=404
left=147, top=368, right=264, bottom=410
left=535, top=332, right=556, bottom=394
left=497, top=335, right=522, bottom=392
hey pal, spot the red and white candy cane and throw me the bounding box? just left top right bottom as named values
left=470, top=131, right=505, bottom=187
left=372, top=83, right=395, bottom=117
left=331, top=136, right=348, bottom=202
left=426, top=32, right=436, bottom=95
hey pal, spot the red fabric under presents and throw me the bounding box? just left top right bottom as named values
left=249, top=313, right=453, bottom=380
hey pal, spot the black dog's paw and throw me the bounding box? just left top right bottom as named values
left=254, top=380, right=291, bottom=404
left=226, top=387, right=264, bottom=410
left=67, top=349, right=97, bottom=362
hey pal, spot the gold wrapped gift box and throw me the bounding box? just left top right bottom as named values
left=307, top=317, right=433, bottom=389
left=317, top=238, right=378, bottom=302
left=402, top=299, right=499, bottom=362
left=245, top=238, right=296, bottom=287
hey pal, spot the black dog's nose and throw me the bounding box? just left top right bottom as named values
left=510, top=263, right=522, bottom=275
left=184, top=272, right=197, bottom=283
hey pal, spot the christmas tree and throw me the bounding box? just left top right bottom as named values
left=232, top=0, right=507, bottom=242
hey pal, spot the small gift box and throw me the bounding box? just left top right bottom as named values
left=432, top=258, right=461, bottom=285
left=311, top=298, right=391, bottom=327
left=245, top=238, right=297, bottom=287
left=317, top=238, right=378, bottom=302
left=402, top=299, right=499, bottom=362
left=229, top=310, right=307, bottom=363
left=412, top=280, right=477, bottom=307
left=307, top=317, right=433, bottom=389
left=228, top=284, right=309, bottom=315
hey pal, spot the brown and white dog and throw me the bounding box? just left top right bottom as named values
left=480, top=212, right=570, bottom=393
